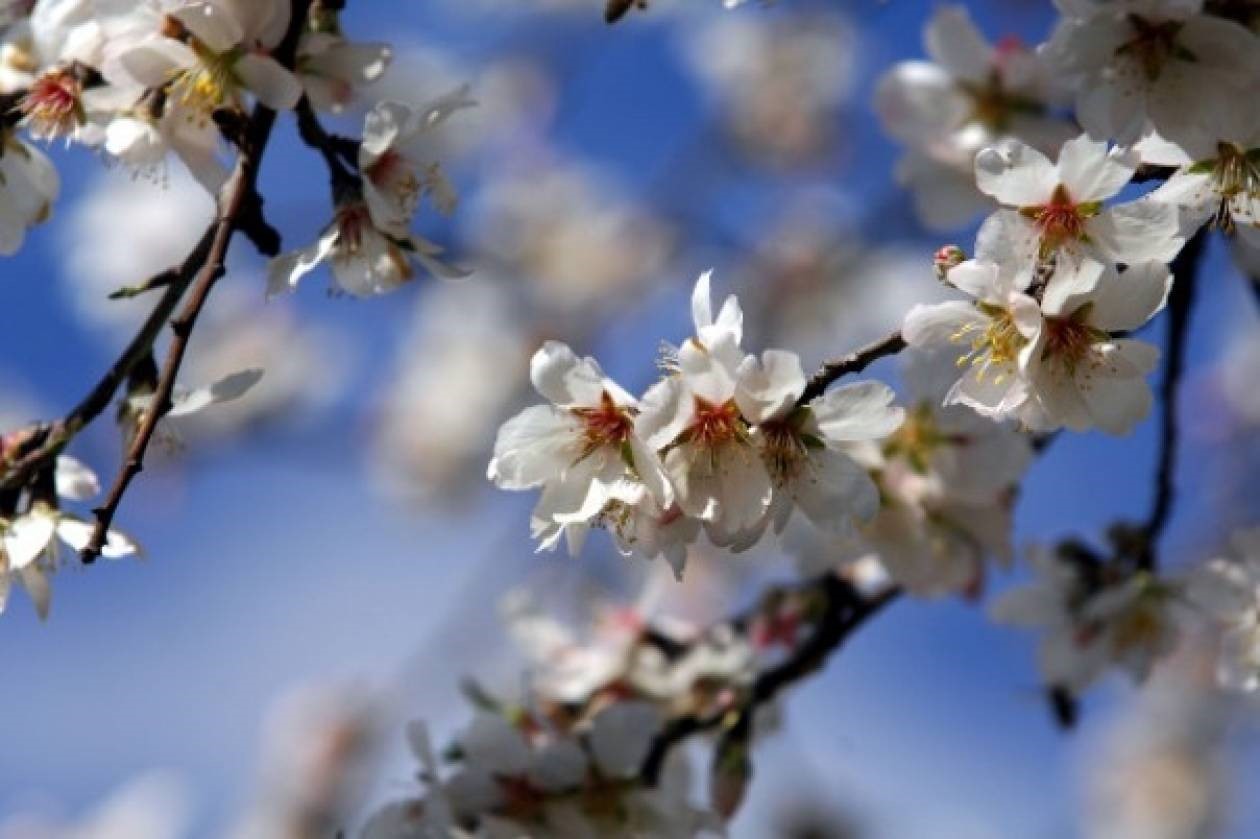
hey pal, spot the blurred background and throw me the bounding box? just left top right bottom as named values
left=1, top=0, right=1259, bottom=836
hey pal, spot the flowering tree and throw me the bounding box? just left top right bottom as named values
left=1, top=0, right=1259, bottom=836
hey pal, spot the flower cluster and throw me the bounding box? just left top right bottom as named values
left=904, top=134, right=1180, bottom=435
left=489, top=272, right=905, bottom=578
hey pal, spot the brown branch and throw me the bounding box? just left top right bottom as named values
left=81, top=0, right=315, bottom=562
left=639, top=576, right=900, bottom=784
left=295, top=95, right=361, bottom=192
left=0, top=230, right=218, bottom=493
left=798, top=330, right=907, bottom=405
left=1137, top=229, right=1206, bottom=569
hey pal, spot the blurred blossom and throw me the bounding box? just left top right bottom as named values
left=1085, top=649, right=1231, bottom=839
left=60, top=168, right=214, bottom=337
left=468, top=158, right=674, bottom=313
left=370, top=46, right=558, bottom=163
left=682, top=11, right=857, bottom=165
left=371, top=276, right=532, bottom=504
left=176, top=289, right=351, bottom=440
left=1220, top=332, right=1260, bottom=428
left=231, top=684, right=385, bottom=839
left=743, top=211, right=949, bottom=364
left=0, top=772, right=191, bottom=839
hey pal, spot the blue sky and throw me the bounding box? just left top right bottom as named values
left=1, top=0, right=1258, bottom=836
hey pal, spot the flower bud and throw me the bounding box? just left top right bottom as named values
left=933, top=244, right=966, bottom=283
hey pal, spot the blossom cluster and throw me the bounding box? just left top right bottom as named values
left=0, top=0, right=467, bottom=296
left=489, top=272, right=906, bottom=578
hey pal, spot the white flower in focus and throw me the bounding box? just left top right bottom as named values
left=1185, top=528, right=1260, bottom=692
left=902, top=256, right=1042, bottom=423
left=636, top=273, right=770, bottom=548
left=0, top=128, right=58, bottom=255
left=736, top=349, right=902, bottom=542
left=102, top=0, right=301, bottom=119
left=1021, top=259, right=1169, bottom=435
left=360, top=89, right=475, bottom=236
left=974, top=134, right=1183, bottom=270
left=1043, top=0, right=1260, bottom=146
left=489, top=341, right=673, bottom=557
left=992, top=547, right=1181, bottom=693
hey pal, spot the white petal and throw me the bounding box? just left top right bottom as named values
left=1086, top=261, right=1171, bottom=332
left=529, top=341, right=605, bottom=408
left=266, top=229, right=338, bottom=297
left=902, top=301, right=984, bottom=349
left=810, top=381, right=904, bottom=443
left=460, top=714, right=531, bottom=775
left=56, top=517, right=139, bottom=559
left=487, top=405, right=582, bottom=490
left=235, top=54, right=302, bottom=110
left=1040, top=257, right=1108, bottom=317
left=1057, top=134, right=1136, bottom=202
left=924, top=6, right=992, bottom=83
left=1088, top=201, right=1184, bottom=264
left=54, top=456, right=100, bottom=501
left=734, top=349, right=806, bottom=424
left=3, top=511, right=55, bottom=570
left=166, top=368, right=265, bottom=417
left=792, top=448, right=879, bottom=531
left=975, top=140, right=1057, bottom=206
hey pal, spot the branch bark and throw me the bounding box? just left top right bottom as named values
left=798, top=330, right=906, bottom=405
left=80, top=0, right=315, bottom=562
left=1138, top=229, right=1206, bottom=569
left=639, top=576, right=900, bottom=784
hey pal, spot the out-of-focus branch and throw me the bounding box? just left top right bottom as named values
left=1138, top=229, right=1207, bottom=569
left=80, top=0, right=316, bottom=562
left=639, top=575, right=900, bottom=784
left=798, top=330, right=906, bottom=404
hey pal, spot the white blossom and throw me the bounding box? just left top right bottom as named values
left=1185, top=528, right=1260, bottom=692
left=1043, top=0, right=1260, bottom=146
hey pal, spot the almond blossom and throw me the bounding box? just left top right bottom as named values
left=0, top=127, right=58, bottom=255
left=297, top=30, right=391, bottom=113
left=798, top=354, right=1033, bottom=598
left=0, top=456, right=138, bottom=620
left=902, top=255, right=1042, bottom=423
left=635, top=272, right=769, bottom=548
left=875, top=5, right=1073, bottom=229
left=1141, top=107, right=1260, bottom=243
left=489, top=341, right=672, bottom=557
left=735, top=349, right=902, bottom=543
left=974, top=134, right=1183, bottom=270
left=266, top=198, right=465, bottom=297
left=101, top=0, right=301, bottom=120
left=991, top=545, right=1182, bottom=694
left=360, top=89, right=474, bottom=237
left=1043, top=0, right=1260, bottom=146
left=1020, top=259, right=1170, bottom=435
left=1186, top=528, right=1260, bottom=692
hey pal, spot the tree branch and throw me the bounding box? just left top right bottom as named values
left=798, top=330, right=906, bottom=405
left=639, top=575, right=900, bottom=784
left=1138, top=229, right=1207, bottom=569
left=80, top=0, right=315, bottom=562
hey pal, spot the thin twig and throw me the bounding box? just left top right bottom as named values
left=295, top=95, right=361, bottom=191
left=1139, top=230, right=1207, bottom=569
left=639, top=576, right=900, bottom=784
left=81, top=0, right=315, bottom=562
left=0, top=228, right=217, bottom=492
left=798, top=330, right=907, bottom=405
